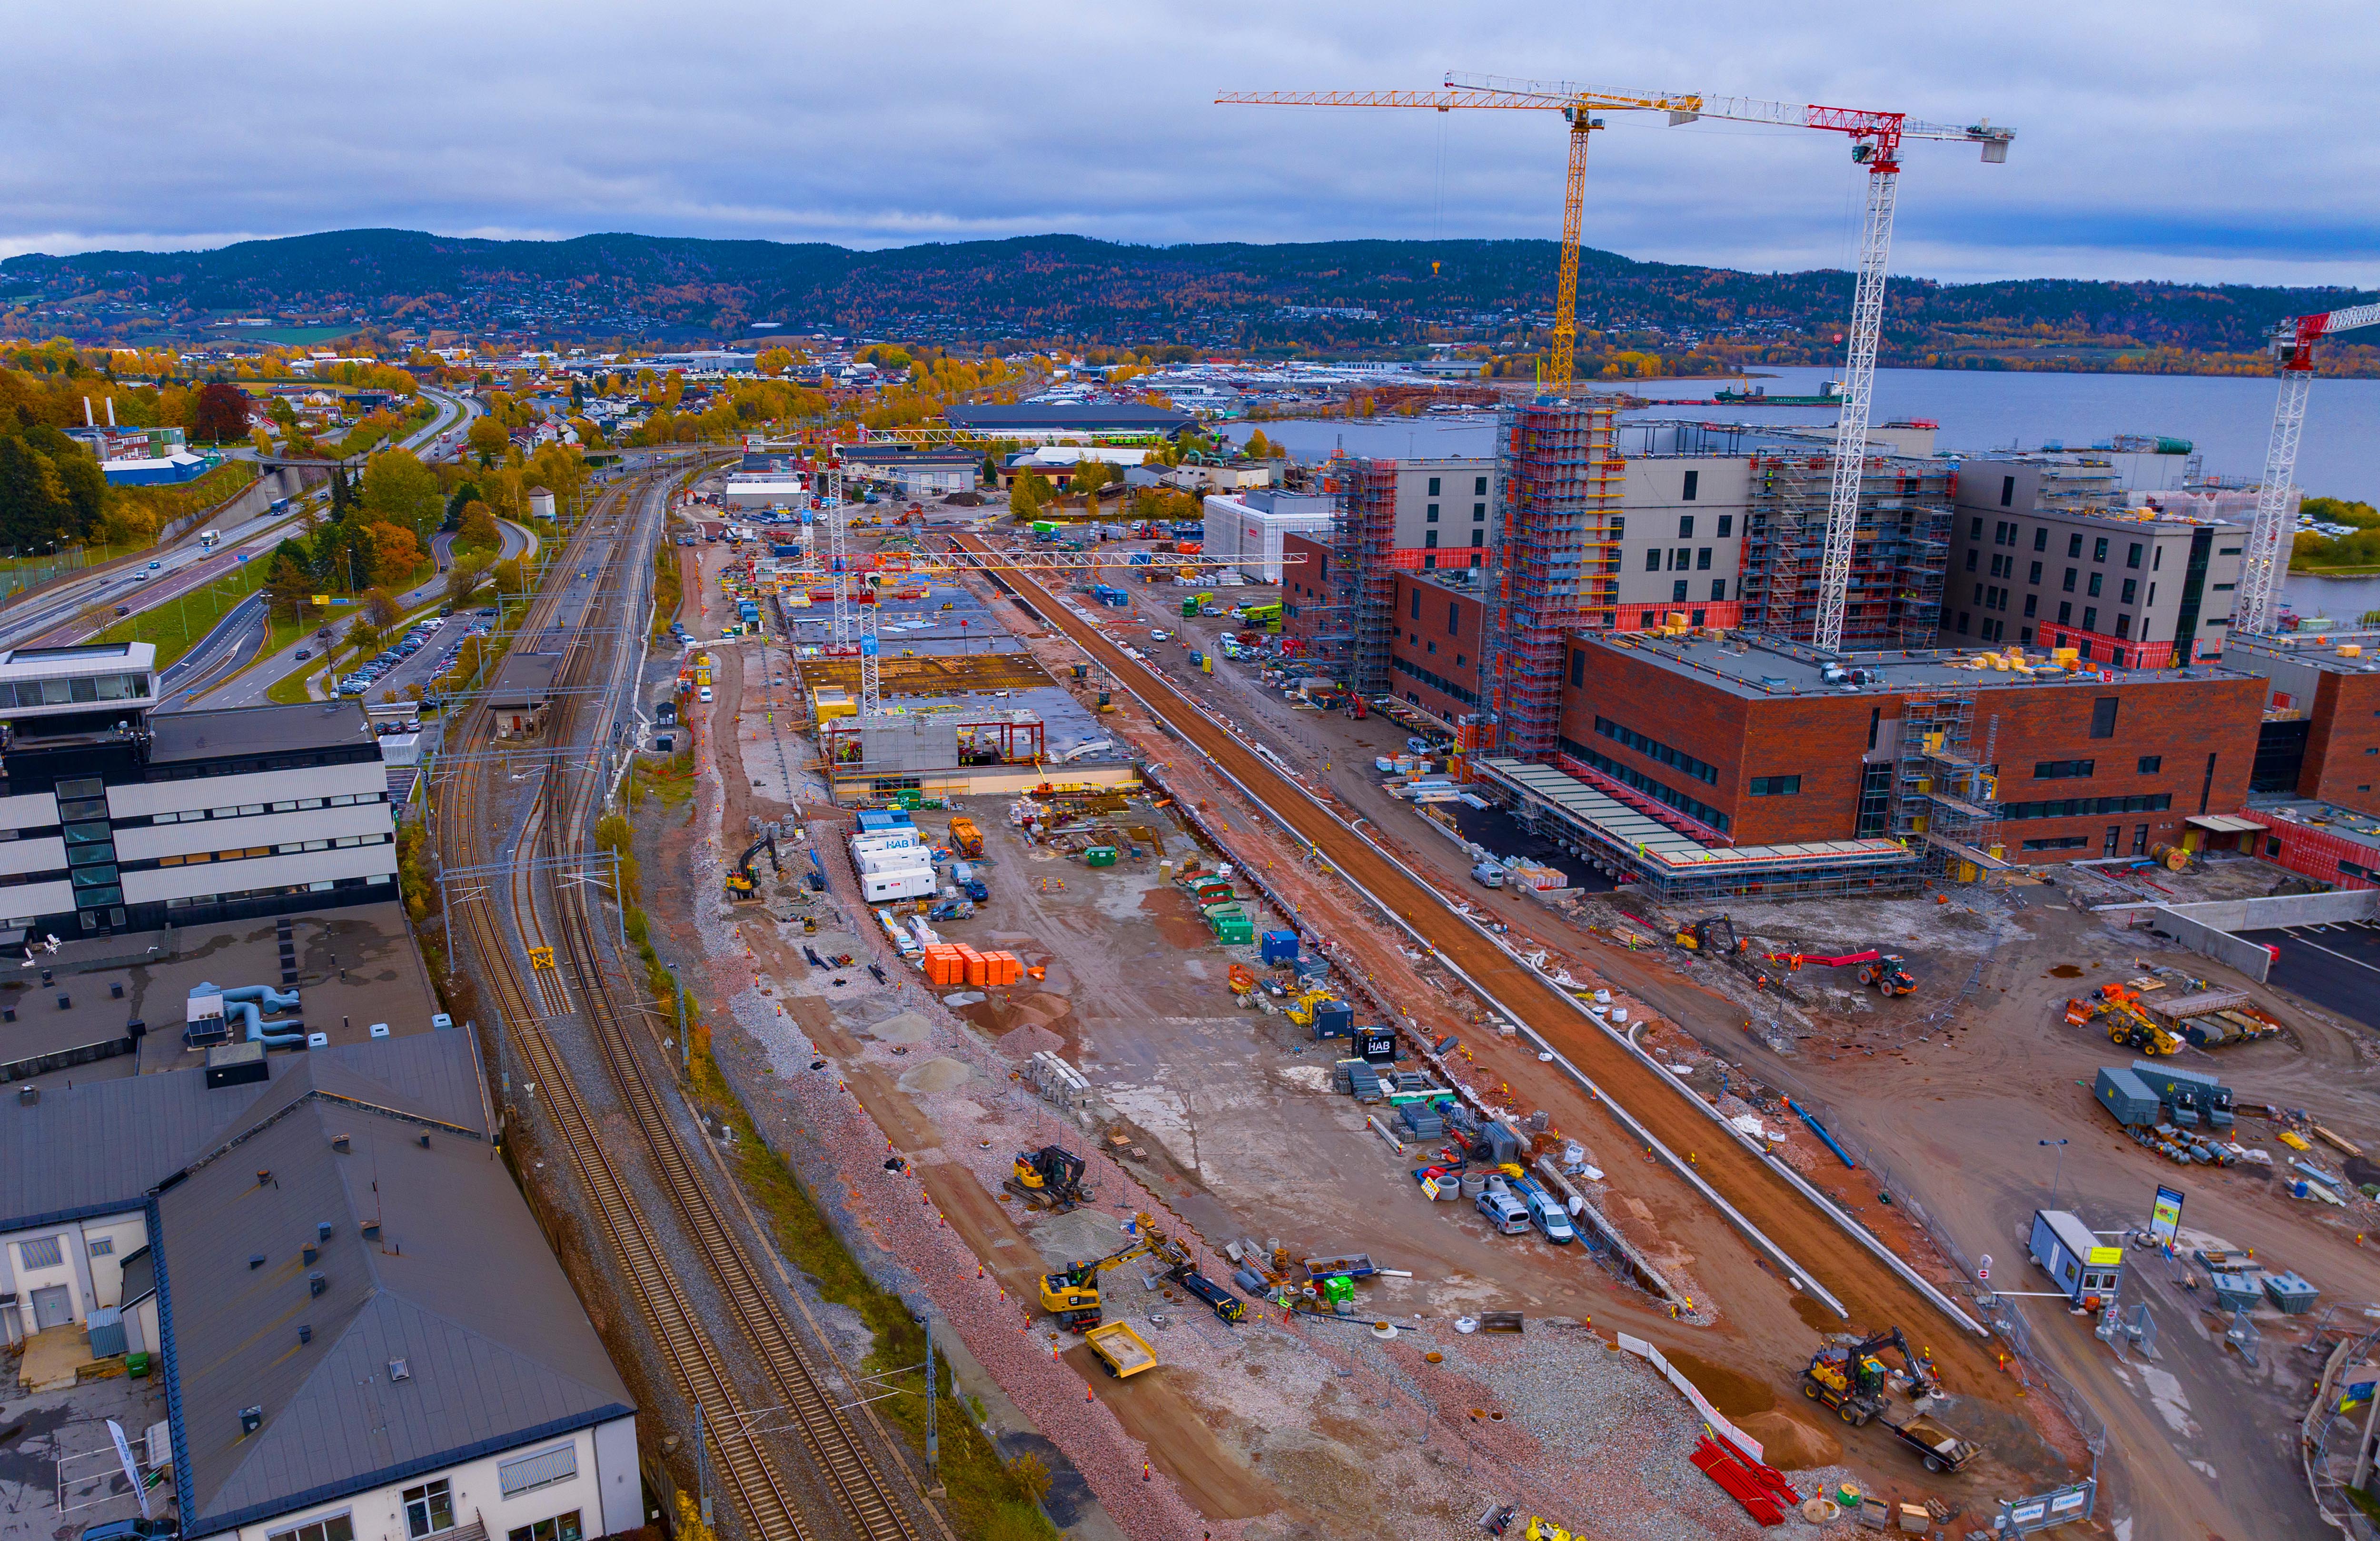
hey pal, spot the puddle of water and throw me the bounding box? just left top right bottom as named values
left=2048, top=964, right=2085, bottom=978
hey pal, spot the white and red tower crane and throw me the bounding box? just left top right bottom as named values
left=1221, top=73, right=2010, bottom=653
left=2232, top=303, right=2380, bottom=636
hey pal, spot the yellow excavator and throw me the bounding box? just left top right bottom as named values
left=1037, top=1212, right=1190, bottom=1333
left=1004, top=1146, right=1091, bottom=1214
left=724, top=834, right=780, bottom=901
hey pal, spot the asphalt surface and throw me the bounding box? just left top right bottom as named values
left=173, top=518, right=535, bottom=712
left=0, top=387, right=476, bottom=652
left=2239, top=920, right=2380, bottom=1029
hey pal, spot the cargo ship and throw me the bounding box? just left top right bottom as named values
left=1710, top=380, right=1844, bottom=406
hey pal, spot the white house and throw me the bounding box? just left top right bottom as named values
left=0, top=1031, right=640, bottom=1541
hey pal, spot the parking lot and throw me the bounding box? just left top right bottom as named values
left=335, top=607, right=499, bottom=704
left=2240, top=919, right=2380, bottom=1029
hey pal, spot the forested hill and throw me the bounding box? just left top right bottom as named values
left=4, top=229, right=2373, bottom=372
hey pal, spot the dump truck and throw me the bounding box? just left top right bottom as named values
left=1084, top=1321, right=1157, bottom=1378
left=947, top=816, right=984, bottom=859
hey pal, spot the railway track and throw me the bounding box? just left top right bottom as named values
left=437, top=471, right=924, bottom=1541
left=948, top=528, right=2006, bottom=1382
left=442, top=480, right=810, bottom=1541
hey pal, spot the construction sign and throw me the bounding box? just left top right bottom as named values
left=2149, top=1185, right=2185, bottom=1246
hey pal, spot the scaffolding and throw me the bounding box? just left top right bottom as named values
left=1893, top=690, right=2009, bottom=877
left=1742, top=453, right=1952, bottom=650
left=1487, top=400, right=1621, bottom=758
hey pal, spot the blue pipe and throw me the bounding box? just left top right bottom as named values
left=192, top=982, right=306, bottom=1046
left=1785, top=1096, right=1858, bottom=1169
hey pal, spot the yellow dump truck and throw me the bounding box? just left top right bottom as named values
left=948, top=816, right=984, bottom=859
left=1084, top=1322, right=1157, bottom=1379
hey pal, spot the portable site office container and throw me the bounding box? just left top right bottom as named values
left=863, top=867, right=938, bottom=903
left=852, top=829, right=923, bottom=854
left=857, top=811, right=915, bottom=833
left=2094, top=1066, right=2162, bottom=1126
left=2028, top=1210, right=2124, bottom=1307
left=858, top=851, right=933, bottom=882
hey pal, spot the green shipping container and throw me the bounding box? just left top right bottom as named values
left=1085, top=846, right=1118, bottom=867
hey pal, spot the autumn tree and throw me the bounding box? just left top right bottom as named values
left=466, top=415, right=509, bottom=466
left=367, top=522, right=422, bottom=585
left=0, top=436, right=73, bottom=547
left=362, top=586, right=402, bottom=630
left=756, top=346, right=795, bottom=377
left=193, top=380, right=252, bottom=444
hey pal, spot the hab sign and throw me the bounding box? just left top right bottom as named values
left=2150, top=1185, right=2185, bottom=1246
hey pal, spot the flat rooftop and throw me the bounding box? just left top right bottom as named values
left=2252, top=799, right=2380, bottom=853
left=1479, top=758, right=1912, bottom=874
left=1583, top=630, right=2246, bottom=701
left=0, top=641, right=157, bottom=677
left=2223, top=630, right=2380, bottom=677
left=0, top=900, right=441, bottom=1088
left=149, top=700, right=379, bottom=761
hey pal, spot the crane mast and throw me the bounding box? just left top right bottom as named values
left=2235, top=303, right=2380, bottom=636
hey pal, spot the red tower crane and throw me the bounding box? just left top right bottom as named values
left=2234, top=303, right=2380, bottom=634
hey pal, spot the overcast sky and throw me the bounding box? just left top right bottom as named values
left=5, top=1, right=2372, bottom=288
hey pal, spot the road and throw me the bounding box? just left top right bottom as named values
left=2241, top=920, right=2380, bottom=1030
left=166, top=517, right=535, bottom=713
left=0, top=386, right=477, bottom=651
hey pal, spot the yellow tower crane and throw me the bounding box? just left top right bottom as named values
left=1214, top=82, right=1701, bottom=390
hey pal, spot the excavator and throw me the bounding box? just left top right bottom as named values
left=1005, top=1145, right=1092, bottom=1214
left=724, top=834, right=781, bottom=901
left=1766, top=947, right=1918, bottom=998
left=1674, top=914, right=1745, bottom=954
left=1800, top=1326, right=1978, bottom=1472
left=1037, top=1211, right=1191, bottom=1332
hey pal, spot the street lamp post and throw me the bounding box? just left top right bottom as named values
left=2040, top=1138, right=2070, bottom=1209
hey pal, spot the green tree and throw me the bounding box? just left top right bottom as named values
left=0, top=437, right=73, bottom=548
left=24, top=425, right=106, bottom=537
left=263, top=552, right=315, bottom=622
left=444, top=550, right=494, bottom=606
left=361, top=448, right=442, bottom=538
left=454, top=500, right=502, bottom=553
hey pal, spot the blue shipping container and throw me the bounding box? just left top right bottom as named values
left=1260, top=929, right=1299, bottom=965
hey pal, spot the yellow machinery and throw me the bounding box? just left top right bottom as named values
left=1037, top=1212, right=1188, bottom=1333
left=2067, top=984, right=2182, bottom=1054
left=724, top=835, right=778, bottom=901
left=1285, top=988, right=1339, bottom=1028
left=1523, top=1518, right=1572, bottom=1541
left=1005, top=1145, right=1090, bottom=1214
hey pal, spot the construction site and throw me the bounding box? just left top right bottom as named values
left=589, top=73, right=2380, bottom=1541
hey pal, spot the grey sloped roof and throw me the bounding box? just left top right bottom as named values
left=163, top=1087, right=628, bottom=1535
left=0, top=1031, right=489, bottom=1231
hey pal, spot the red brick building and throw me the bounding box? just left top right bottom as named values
left=2223, top=632, right=2380, bottom=818
left=1386, top=570, right=1489, bottom=731
left=1549, top=631, right=2264, bottom=862
left=1279, top=532, right=1342, bottom=667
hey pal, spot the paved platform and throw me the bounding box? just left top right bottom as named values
left=2241, top=919, right=2380, bottom=1029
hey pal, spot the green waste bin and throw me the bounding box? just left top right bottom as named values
left=126, top=1351, right=151, bottom=1379
left=1084, top=846, right=1118, bottom=867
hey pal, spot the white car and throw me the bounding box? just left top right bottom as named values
left=1150, top=629, right=1170, bottom=642
left=698, top=686, right=714, bottom=703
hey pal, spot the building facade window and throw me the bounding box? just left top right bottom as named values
left=271, top=1516, right=356, bottom=1541
left=2034, top=760, right=2095, bottom=780
left=2090, top=697, right=2120, bottom=738
left=497, top=1444, right=581, bottom=1498
left=405, top=1481, right=455, bottom=1540
left=18, top=1235, right=63, bottom=1269
left=1747, top=776, right=1802, bottom=796
left=1717, top=514, right=1732, bottom=537
left=505, top=1515, right=581, bottom=1541
left=1678, top=515, right=1695, bottom=538
left=1682, top=470, right=1700, bottom=501
left=1591, top=716, right=1720, bottom=783
left=1671, top=579, right=1689, bottom=602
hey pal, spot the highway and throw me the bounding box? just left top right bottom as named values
left=0, top=386, right=477, bottom=651
left=162, top=517, right=538, bottom=712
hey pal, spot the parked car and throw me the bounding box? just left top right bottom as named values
left=1470, top=861, right=1506, bottom=889
left=698, top=686, right=714, bottom=703
left=80, top=1516, right=178, bottom=1541
left=113, top=604, right=130, bottom=616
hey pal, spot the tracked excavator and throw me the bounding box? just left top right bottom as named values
left=1037, top=1211, right=1191, bottom=1332
left=1005, top=1145, right=1091, bottom=1214
left=724, top=834, right=782, bottom=901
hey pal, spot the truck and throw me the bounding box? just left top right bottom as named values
left=947, top=816, right=984, bottom=858
left=198, top=528, right=220, bottom=549
left=2028, top=1209, right=2124, bottom=1309
left=1084, top=1321, right=1158, bottom=1378
left=949, top=860, right=988, bottom=901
